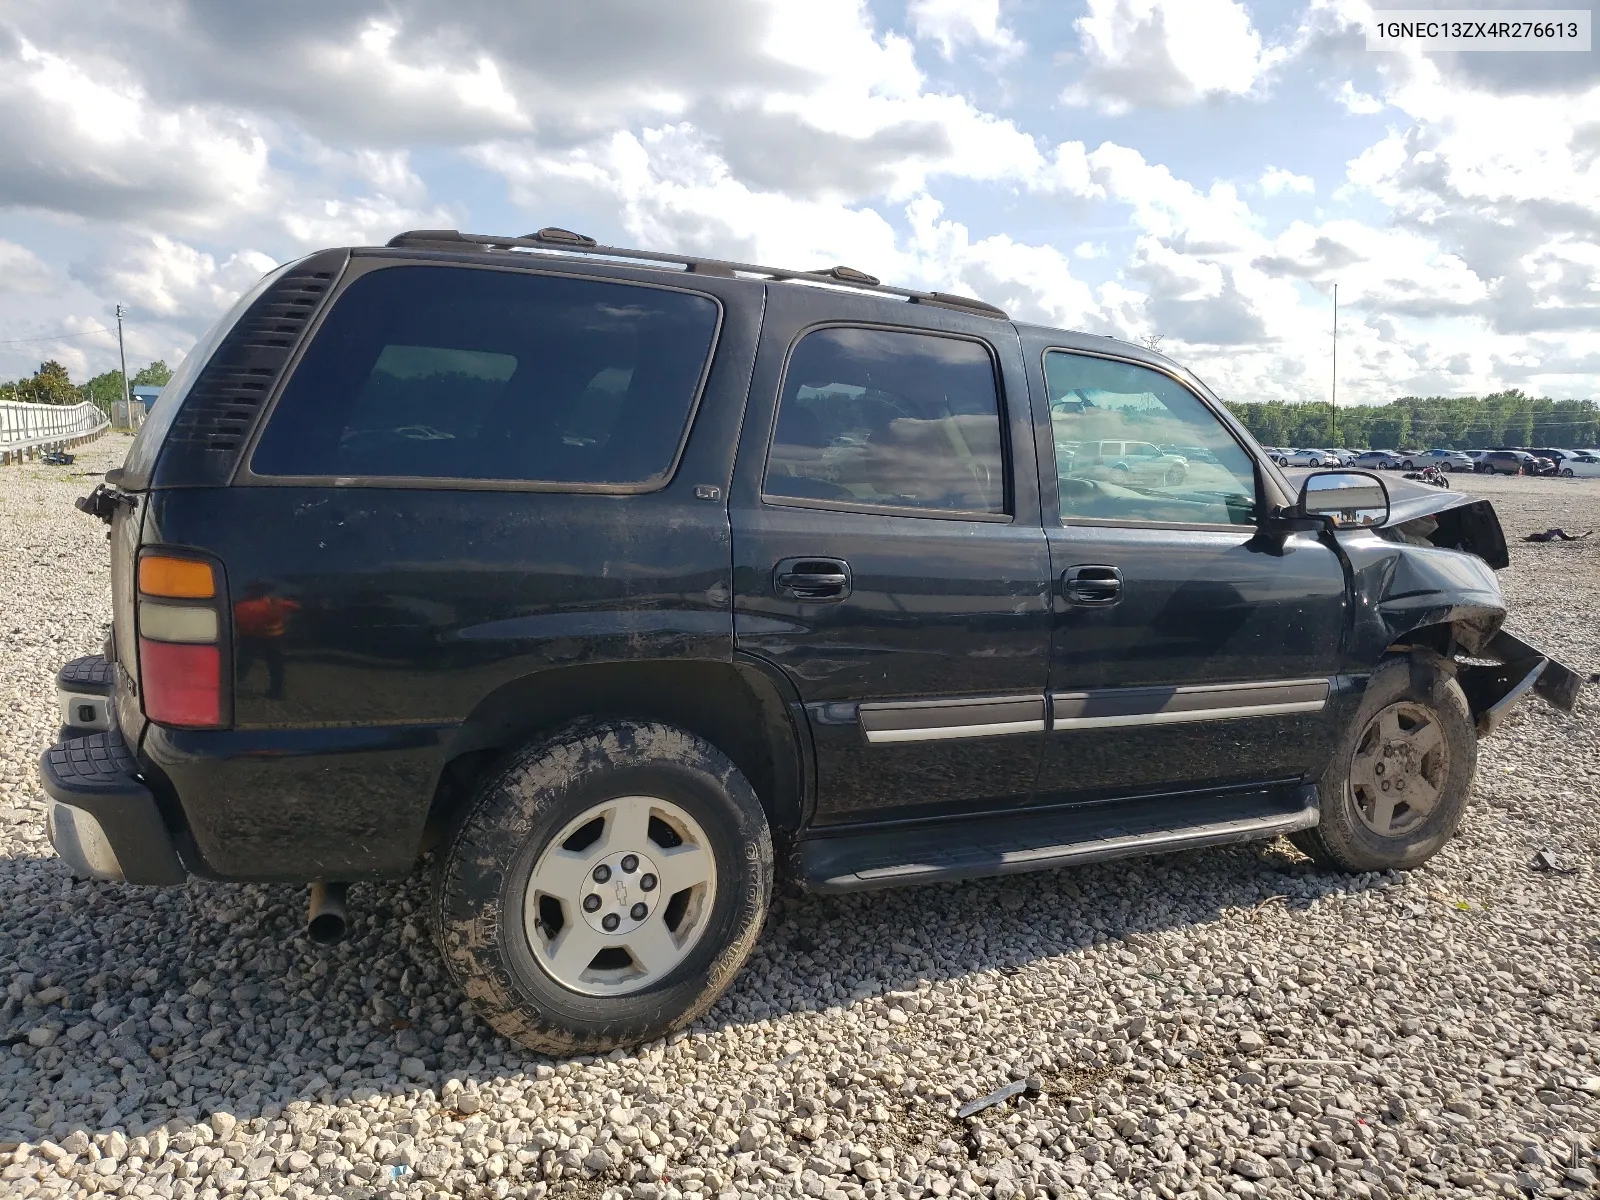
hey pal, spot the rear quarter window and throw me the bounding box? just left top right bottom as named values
left=250, top=265, right=720, bottom=488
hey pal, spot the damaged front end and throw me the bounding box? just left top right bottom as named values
left=1339, top=476, right=1586, bottom=735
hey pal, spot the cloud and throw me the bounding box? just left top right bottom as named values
left=0, top=32, right=272, bottom=227
left=1343, top=56, right=1600, bottom=335
left=1335, top=80, right=1383, bottom=114
left=70, top=236, right=278, bottom=323
left=1259, top=167, right=1314, bottom=196
left=907, top=0, right=1022, bottom=60
left=0, top=239, right=56, bottom=294
left=0, top=0, right=1594, bottom=405
left=1061, top=0, right=1289, bottom=114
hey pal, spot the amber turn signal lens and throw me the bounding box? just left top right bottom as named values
left=139, top=555, right=216, bottom=599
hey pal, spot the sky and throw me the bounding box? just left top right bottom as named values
left=0, top=0, right=1596, bottom=406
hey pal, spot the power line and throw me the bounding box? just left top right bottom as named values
left=0, top=326, right=116, bottom=347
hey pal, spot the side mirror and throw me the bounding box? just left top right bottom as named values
left=1298, top=470, right=1390, bottom=529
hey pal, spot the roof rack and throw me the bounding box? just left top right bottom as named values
left=384, top=227, right=1009, bottom=320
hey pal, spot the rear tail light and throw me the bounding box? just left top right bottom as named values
left=137, top=553, right=227, bottom=728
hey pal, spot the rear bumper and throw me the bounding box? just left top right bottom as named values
left=41, top=655, right=188, bottom=886
left=39, top=729, right=188, bottom=885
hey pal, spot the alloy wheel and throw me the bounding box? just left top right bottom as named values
left=1347, top=701, right=1449, bottom=837
left=524, top=795, right=716, bottom=996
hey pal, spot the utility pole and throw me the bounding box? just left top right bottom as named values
left=1330, top=283, right=1338, bottom=446
left=115, top=304, right=131, bottom=412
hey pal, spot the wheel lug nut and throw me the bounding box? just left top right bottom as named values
left=631, top=902, right=648, bottom=921
left=593, top=864, right=611, bottom=883
left=583, top=894, right=602, bottom=913
left=621, top=854, right=639, bottom=873
left=639, top=873, right=657, bottom=892
left=602, top=913, right=620, bottom=932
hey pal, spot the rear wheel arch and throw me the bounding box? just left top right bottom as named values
left=424, top=659, right=807, bottom=858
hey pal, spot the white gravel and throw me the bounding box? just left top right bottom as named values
left=3, top=437, right=1598, bottom=1200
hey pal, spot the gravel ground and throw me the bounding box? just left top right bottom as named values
left=3, top=436, right=1598, bottom=1200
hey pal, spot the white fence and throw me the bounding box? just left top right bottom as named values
left=0, top=400, right=110, bottom=465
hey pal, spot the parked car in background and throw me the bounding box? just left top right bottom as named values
left=1329, top=449, right=1359, bottom=465
left=1076, top=439, right=1190, bottom=486
left=1556, top=451, right=1600, bottom=478
left=1162, top=444, right=1221, bottom=465
left=1284, top=448, right=1334, bottom=466
left=1481, top=450, right=1537, bottom=475
left=1407, top=449, right=1475, bottom=472
left=1351, top=450, right=1401, bottom=469
left=1261, top=446, right=1291, bottom=466
left=1465, top=451, right=1489, bottom=470
left=1527, top=448, right=1578, bottom=473
left=1505, top=449, right=1558, bottom=475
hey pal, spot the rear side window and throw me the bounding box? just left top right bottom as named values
left=764, top=327, right=1006, bottom=516
left=251, top=266, right=720, bottom=487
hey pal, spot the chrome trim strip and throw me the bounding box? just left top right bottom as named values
left=859, top=695, right=1047, bottom=743
left=1051, top=678, right=1330, bottom=730
left=1051, top=700, right=1326, bottom=731
left=866, top=718, right=1049, bottom=744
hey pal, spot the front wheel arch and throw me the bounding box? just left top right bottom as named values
left=1293, top=652, right=1476, bottom=872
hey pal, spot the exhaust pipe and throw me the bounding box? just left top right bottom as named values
left=306, top=881, right=349, bottom=944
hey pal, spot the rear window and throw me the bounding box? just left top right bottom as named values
left=250, top=265, right=720, bottom=487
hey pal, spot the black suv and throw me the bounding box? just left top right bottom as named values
left=44, top=228, right=1582, bottom=1054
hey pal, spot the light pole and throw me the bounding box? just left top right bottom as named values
left=1331, top=283, right=1338, bottom=446
left=116, top=304, right=131, bottom=413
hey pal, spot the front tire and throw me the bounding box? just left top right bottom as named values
left=431, top=720, right=773, bottom=1055
left=1562, top=467, right=1574, bottom=477
left=1291, top=655, right=1476, bottom=872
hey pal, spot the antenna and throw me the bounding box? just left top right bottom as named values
left=1331, top=284, right=1338, bottom=445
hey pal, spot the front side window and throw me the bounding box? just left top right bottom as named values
left=1045, top=351, right=1257, bottom=526
left=764, top=327, right=1006, bottom=516
left=251, top=266, right=719, bottom=486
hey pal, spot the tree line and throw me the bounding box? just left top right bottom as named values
left=1223, top=390, right=1600, bottom=450
left=0, top=359, right=173, bottom=413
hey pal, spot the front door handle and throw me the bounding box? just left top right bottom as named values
left=774, top=557, right=852, bottom=601
left=1062, top=565, right=1123, bottom=607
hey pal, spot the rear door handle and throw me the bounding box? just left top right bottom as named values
left=774, top=557, right=852, bottom=601
left=1062, top=565, right=1123, bottom=607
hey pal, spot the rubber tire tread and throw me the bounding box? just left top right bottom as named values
left=1290, top=653, right=1476, bottom=872
left=430, top=718, right=773, bottom=1056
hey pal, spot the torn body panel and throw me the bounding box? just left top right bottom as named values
left=1330, top=480, right=1583, bottom=733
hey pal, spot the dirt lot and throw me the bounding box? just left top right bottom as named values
left=1, top=437, right=1597, bottom=1200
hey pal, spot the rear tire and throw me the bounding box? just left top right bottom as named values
left=1562, top=467, right=1574, bottom=478
left=1291, top=654, right=1476, bottom=873
left=431, top=719, right=773, bottom=1055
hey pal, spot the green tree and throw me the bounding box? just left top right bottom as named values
left=84, top=369, right=125, bottom=414
left=5, top=360, right=80, bottom=405
left=132, top=360, right=172, bottom=389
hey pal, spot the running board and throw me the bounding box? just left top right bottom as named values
left=795, top=786, right=1318, bottom=893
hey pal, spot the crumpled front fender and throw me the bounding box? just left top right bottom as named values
left=1339, top=530, right=1507, bottom=661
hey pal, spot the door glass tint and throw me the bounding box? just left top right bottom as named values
left=1044, top=352, right=1256, bottom=525
left=251, top=266, right=719, bottom=486
left=765, top=328, right=1005, bottom=515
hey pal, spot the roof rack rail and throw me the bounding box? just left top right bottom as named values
left=384, top=228, right=1009, bottom=319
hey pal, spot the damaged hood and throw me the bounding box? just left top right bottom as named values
left=1381, top=474, right=1500, bottom=527
left=1285, top=470, right=1511, bottom=570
